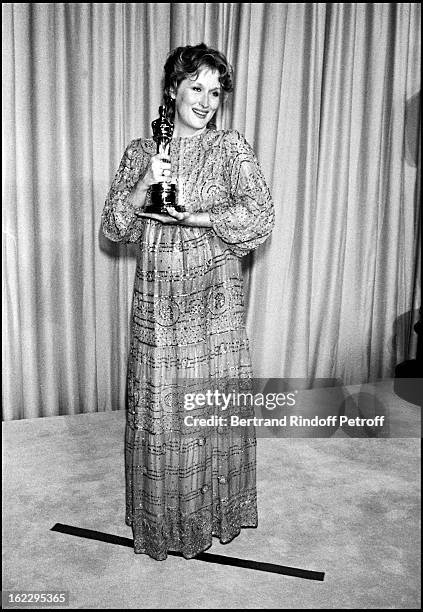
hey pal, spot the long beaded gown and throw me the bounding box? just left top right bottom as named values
left=101, top=128, right=274, bottom=560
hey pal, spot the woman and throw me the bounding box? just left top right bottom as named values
left=102, top=43, right=274, bottom=560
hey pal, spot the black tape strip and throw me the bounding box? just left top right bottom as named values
left=51, top=523, right=325, bottom=581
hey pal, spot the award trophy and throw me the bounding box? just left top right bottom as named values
left=144, top=105, right=185, bottom=214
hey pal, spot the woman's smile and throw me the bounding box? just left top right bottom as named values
left=192, top=108, right=209, bottom=119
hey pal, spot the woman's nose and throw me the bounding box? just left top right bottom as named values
left=199, top=94, right=209, bottom=108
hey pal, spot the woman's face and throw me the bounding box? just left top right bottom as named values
left=172, top=67, right=221, bottom=136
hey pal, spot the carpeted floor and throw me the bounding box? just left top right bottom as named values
left=2, top=379, right=421, bottom=609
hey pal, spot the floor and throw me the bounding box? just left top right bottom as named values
left=2, top=379, right=421, bottom=609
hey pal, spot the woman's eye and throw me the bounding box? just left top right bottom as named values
left=191, top=86, right=220, bottom=97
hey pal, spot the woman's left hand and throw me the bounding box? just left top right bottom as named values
left=137, top=208, right=211, bottom=228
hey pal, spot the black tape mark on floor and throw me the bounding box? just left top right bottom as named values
left=51, top=523, right=325, bottom=581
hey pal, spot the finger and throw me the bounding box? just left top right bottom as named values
left=166, top=207, right=190, bottom=220
left=157, top=153, right=170, bottom=162
left=152, top=156, right=170, bottom=168
left=152, top=164, right=171, bottom=175
left=153, top=170, right=172, bottom=183
left=160, top=167, right=173, bottom=182
left=137, top=212, right=177, bottom=223
left=152, top=164, right=171, bottom=180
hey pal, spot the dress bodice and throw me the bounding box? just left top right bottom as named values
left=102, top=128, right=275, bottom=257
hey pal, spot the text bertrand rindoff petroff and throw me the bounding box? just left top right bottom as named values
left=182, top=390, right=386, bottom=429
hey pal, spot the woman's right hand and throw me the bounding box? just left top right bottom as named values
left=139, top=153, right=172, bottom=189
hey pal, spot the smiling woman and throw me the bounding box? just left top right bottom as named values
left=171, top=68, right=222, bottom=137
left=163, top=42, right=233, bottom=132
left=101, top=42, right=275, bottom=561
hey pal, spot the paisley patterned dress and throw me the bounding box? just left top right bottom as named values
left=102, top=128, right=274, bottom=560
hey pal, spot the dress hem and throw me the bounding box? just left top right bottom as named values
left=128, top=521, right=259, bottom=560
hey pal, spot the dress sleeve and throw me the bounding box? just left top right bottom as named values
left=209, top=130, right=275, bottom=257
left=101, top=140, right=149, bottom=243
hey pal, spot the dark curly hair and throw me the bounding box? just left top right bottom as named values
left=162, top=43, right=233, bottom=128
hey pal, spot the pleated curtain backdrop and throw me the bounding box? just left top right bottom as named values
left=2, top=3, right=421, bottom=420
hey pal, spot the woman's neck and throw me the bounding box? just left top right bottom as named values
left=172, top=125, right=207, bottom=138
